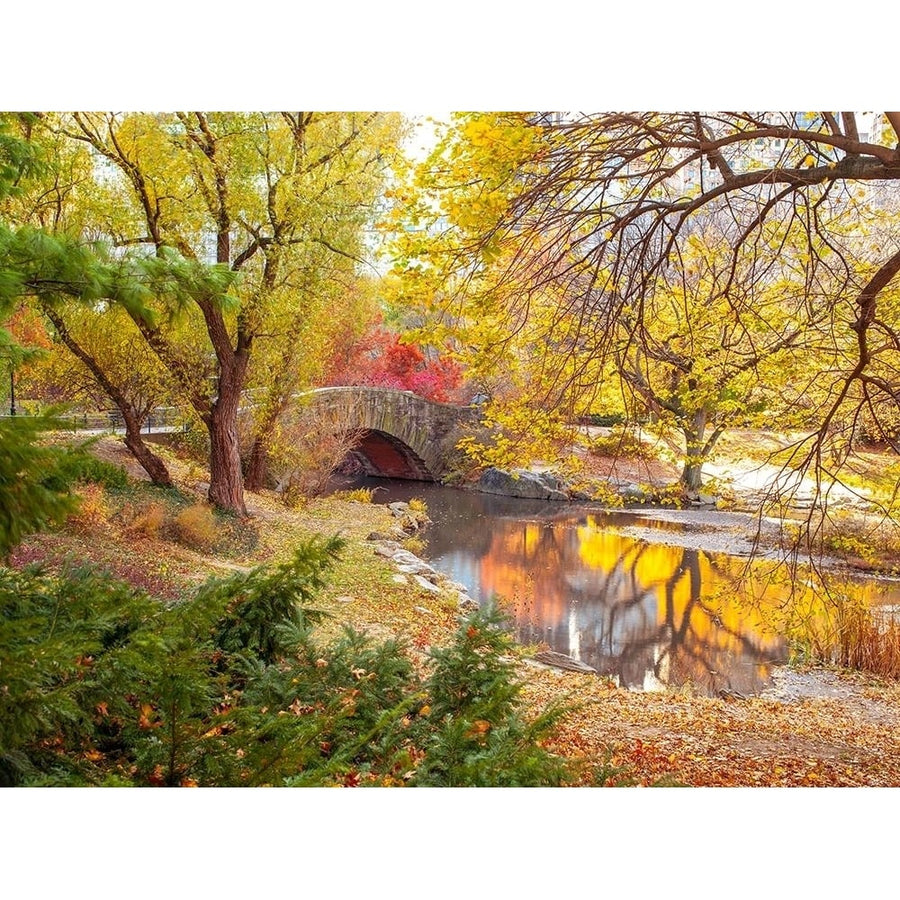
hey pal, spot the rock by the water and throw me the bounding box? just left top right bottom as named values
left=618, top=482, right=648, bottom=502
left=477, top=467, right=569, bottom=501
left=413, top=575, right=441, bottom=593
left=371, top=535, right=478, bottom=611
left=373, top=542, right=401, bottom=557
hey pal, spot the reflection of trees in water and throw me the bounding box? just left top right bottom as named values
left=652, top=551, right=785, bottom=695
left=482, top=520, right=786, bottom=696
left=341, top=479, right=788, bottom=696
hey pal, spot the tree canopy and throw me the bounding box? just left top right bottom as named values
left=3, top=112, right=403, bottom=512
left=395, top=111, right=900, bottom=494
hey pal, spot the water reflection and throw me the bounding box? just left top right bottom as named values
left=335, top=478, right=897, bottom=696
left=434, top=513, right=786, bottom=696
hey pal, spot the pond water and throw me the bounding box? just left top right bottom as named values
left=334, top=477, right=900, bottom=697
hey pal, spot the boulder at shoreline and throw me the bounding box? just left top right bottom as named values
left=476, top=467, right=569, bottom=501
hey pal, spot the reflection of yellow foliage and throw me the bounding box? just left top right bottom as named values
left=495, top=522, right=545, bottom=562
left=574, top=516, right=785, bottom=653
left=521, top=523, right=541, bottom=557
left=481, top=510, right=891, bottom=685
left=577, top=518, right=639, bottom=573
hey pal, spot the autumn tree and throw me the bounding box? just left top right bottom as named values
left=0, top=116, right=203, bottom=487
left=236, top=109, right=404, bottom=490
left=34, top=112, right=401, bottom=513
left=396, top=112, right=900, bottom=497
left=24, top=301, right=178, bottom=485
left=322, top=322, right=463, bottom=403
left=609, top=215, right=848, bottom=494
left=0, top=119, right=204, bottom=547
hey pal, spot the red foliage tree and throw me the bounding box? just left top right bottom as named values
left=323, top=327, right=463, bottom=403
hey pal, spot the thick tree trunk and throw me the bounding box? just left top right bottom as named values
left=207, top=417, right=246, bottom=514
left=205, top=372, right=248, bottom=516
left=206, top=412, right=246, bottom=515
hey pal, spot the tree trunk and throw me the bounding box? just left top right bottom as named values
left=207, top=419, right=246, bottom=514
left=243, top=436, right=271, bottom=492
left=40, top=305, right=174, bottom=488
left=679, top=410, right=726, bottom=500
left=680, top=457, right=704, bottom=499
left=680, top=410, right=707, bottom=500
left=206, top=373, right=247, bottom=516
left=207, top=420, right=246, bottom=514
left=122, top=416, right=173, bottom=488
left=243, top=399, right=287, bottom=492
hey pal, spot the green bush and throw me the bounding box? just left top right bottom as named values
left=582, top=413, right=626, bottom=427
left=0, top=540, right=579, bottom=787
left=414, top=607, right=572, bottom=787
left=0, top=414, right=76, bottom=560
left=44, top=443, right=130, bottom=491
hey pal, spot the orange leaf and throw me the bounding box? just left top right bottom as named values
left=466, top=719, right=492, bottom=738
left=138, top=703, right=162, bottom=730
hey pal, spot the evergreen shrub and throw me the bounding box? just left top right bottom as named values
left=0, top=539, right=579, bottom=787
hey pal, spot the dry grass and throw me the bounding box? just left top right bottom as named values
left=172, top=503, right=219, bottom=552
left=66, top=484, right=111, bottom=534
left=123, top=501, right=168, bottom=539
left=797, top=598, right=900, bottom=680
left=837, top=606, right=900, bottom=678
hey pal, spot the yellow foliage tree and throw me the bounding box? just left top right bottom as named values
left=392, top=111, right=900, bottom=500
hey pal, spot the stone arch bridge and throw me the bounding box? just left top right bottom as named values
left=300, top=387, right=481, bottom=481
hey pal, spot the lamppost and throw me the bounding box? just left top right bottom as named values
left=8, top=363, right=16, bottom=416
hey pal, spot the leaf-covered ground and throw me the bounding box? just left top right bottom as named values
left=520, top=664, right=900, bottom=786
left=12, top=435, right=900, bottom=787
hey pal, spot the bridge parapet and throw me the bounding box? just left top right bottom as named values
left=302, top=387, right=481, bottom=481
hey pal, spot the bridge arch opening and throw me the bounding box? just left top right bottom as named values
left=340, top=428, right=435, bottom=481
